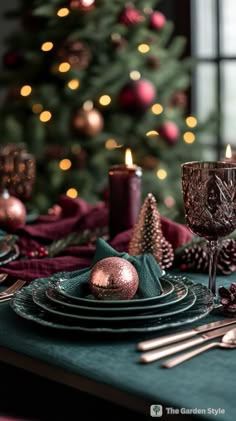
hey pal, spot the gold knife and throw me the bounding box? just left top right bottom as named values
left=137, top=318, right=236, bottom=351
left=140, top=323, right=236, bottom=363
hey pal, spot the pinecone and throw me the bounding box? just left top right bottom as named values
left=218, top=283, right=236, bottom=313
left=217, top=239, right=236, bottom=275
left=180, top=239, right=236, bottom=275
left=180, top=244, right=208, bottom=273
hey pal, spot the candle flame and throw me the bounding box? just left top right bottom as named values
left=225, top=144, right=232, bottom=159
left=125, top=148, right=133, bottom=166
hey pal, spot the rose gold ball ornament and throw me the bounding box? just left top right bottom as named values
left=89, top=257, right=139, bottom=300
left=72, top=108, right=104, bottom=136
left=0, top=190, right=26, bottom=232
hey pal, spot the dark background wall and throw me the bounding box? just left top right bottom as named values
left=0, top=0, right=18, bottom=67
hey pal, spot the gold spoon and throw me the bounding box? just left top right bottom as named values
left=0, top=273, right=8, bottom=284
left=162, top=327, right=236, bottom=368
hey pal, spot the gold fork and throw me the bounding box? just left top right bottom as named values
left=0, top=279, right=26, bottom=302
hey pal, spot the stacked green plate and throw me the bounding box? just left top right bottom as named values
left=11, top=273, right=214, bottom=334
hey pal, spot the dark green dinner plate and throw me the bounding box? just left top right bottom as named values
left=31, top=278, right=195, bottom=324
left=11, top=277, right=214, bottom=333
left=54, top=273, right=174, bottom=307
left=45, top=279, right=188, bottom=315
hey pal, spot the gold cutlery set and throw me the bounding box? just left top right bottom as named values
left=137, top=318, right=236, bottom=367
left=0, top=279, right=26, bottom=303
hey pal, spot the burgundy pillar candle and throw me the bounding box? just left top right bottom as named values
left=109, top=149, right=142, bottom=239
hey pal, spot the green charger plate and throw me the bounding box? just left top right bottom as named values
left=11, top=277, right=214, bottom=333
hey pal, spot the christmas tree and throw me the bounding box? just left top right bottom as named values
left=0, top=0, right=210, bottom=220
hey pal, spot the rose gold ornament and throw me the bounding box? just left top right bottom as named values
left=89, top=257, right=139, bottom=300
left=72, top=108, right=104, bottom=136
left=0, top=190, right=26, bottom=232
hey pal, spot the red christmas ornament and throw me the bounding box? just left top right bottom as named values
left=89, top=257, right=139, bottom=300
left=158, top=121, right=179, bottom=145
left=0, top=190, right=26, bottom=232
left=119, top=79, right=156, bottom=111
left=149, top=11, right=166, bottom=30
left=118, top=6, right=144, bottom=26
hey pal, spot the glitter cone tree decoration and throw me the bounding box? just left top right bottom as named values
left=128, top=193, right=174, bottom=269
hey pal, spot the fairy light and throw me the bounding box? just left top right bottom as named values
left=59, top=159, right=72, bottom=170
left=32, top=103, right=43, bottom=114
left=156, top=168, right=167, bottom=180
left=99, top=95, right=111, bottom=106
left=183, top=131, right=195, bottom=144
left=67, top=79, right=80, bottom=90
left=57, top=8, right=70, bottom=17
left=138, top=43, right=150, bottom=53
left=186, top=116, right=198, bottom=128
left=39, top=111, right=52, bottom=122
left=130, top=70, right=141, bottom=80
left=151, top=103, right=163, bottom=115
left=20, top=85, right=32, bottom=96
left=111, top=33, right=122, bottom=42
left=146, top=130, right=159, bottom=137
left=66, top=188, right=78, bottom=198
left=58, top=62, right=71, bottom=72
left=82, top=0, right=95, bottom=6
left=105, top=139, right=118, bottom=149
left=41, top=42, right=54, bottom=52
left=83, top=100, right=93, bottom=111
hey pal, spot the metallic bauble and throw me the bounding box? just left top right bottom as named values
left=72, top=108, right=104, bottom=136
left=0, top=190, right=26, bottom=231
left=89, top=257, right=139, bottom=300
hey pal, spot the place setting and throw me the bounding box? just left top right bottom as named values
left=10, top=237, right=214, bottom=334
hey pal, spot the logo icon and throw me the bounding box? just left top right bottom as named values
left=150, top=404, right=163, bottom=417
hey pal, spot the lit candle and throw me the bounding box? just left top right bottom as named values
left=109, top=149, right=142, bottom=239
left=224, top=144, right=236, bottom=162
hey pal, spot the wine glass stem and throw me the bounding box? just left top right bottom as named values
left=206, top=240, right=221, bottom=296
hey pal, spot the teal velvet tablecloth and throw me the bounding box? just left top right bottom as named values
left=0, top=271, right=235, bottom=420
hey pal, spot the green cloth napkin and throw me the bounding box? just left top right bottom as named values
left=57, top=238, right=163, bottom=299
left=92, top=239, right=163, bottom=297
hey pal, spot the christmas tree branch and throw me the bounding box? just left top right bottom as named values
left=46, top=227, right=108, bottom=257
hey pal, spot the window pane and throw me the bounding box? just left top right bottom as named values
left=191, top=0, right=216, bottom=57
left=194, top=63, right=217, bottom=125
left=221, top=61, right=236, bottom=146
left=220, top=0, right=236, bottom=55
